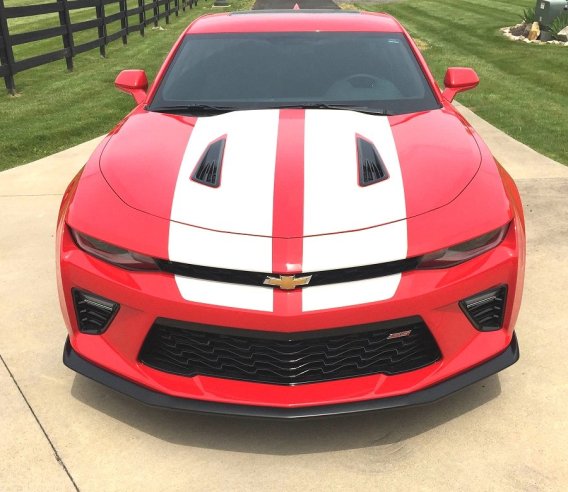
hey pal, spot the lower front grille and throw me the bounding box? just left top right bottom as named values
left=139, top=318, right=441, bottom=385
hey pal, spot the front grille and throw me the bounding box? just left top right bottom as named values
left=155, top=256, right=420, bottom=288
left=139, top=317, right=441, bottom=385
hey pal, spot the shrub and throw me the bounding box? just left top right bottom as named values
left=550, top=12, right=568, bottom=40
left=519, top=7, right=537, bottom=24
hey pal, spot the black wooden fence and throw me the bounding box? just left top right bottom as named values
left=0, top=0, right=200, bottom=94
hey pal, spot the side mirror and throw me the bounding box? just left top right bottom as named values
left=442, top=67, right=479, bottom=102
left=115, top=69, right=148, bottom=105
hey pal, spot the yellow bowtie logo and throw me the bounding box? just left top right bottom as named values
left=263, top=274, right=312, bottom=290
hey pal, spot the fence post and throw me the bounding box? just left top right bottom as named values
left=57, top=0, right=74, bottom=71
left=165, top=0, right=170, bottom=25
left=95, top=0, right=107, bottom=57
left=173, top=0, right=178, bottom=17
left=119, top=0, right=128, bottom=45
left=137, top=0, right=145, bottom=36
left=0, top=0, right=16, bottom=94
left=153, top=0, right=158, bottom=28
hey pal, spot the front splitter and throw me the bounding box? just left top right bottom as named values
left=63, top=334, right=519, bottom=419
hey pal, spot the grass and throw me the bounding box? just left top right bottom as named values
left=357, top=0, right=568, bottom=165
left=0, top=0, right=254, bottom=171
left=1, top=0, right=567, bottom=169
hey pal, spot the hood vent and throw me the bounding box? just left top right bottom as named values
left=191, top=137, right=226, bottom=188
left=357, top=136, right=388, bottom=186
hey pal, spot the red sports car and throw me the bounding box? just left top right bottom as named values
left=58, top=10, right=525, bottom=417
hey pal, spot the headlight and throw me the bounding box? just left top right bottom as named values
left=416, top=223, right=509, bottom=269
left=70, top=228, right=159, bottom=271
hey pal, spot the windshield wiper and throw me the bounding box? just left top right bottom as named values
left=149, top=104, right=237, bottom=116
left=149, top=103, right=392, bottom=116
left=274, top=103, right=393, bottom=116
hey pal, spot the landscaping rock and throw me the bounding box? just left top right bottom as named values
left=528, top=21, right=540, bottom=41
left=510, top=23, right=527, bottom=36
left=501, top=24, right=568, bottom=47
left=558, top=26, right=568, bottom=42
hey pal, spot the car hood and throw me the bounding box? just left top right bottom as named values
left=100, top=107, right=481, bottom=237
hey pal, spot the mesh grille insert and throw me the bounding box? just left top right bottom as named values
left=139, top=317, right=441, bottom=385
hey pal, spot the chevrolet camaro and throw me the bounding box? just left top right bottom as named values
left=58, top=10, right=525, bottom=418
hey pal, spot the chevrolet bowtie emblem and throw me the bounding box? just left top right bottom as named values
left=263, top=274, right=312, bottom=290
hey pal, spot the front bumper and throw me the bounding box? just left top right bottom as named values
left=58, top=215, right=524, bottom=410
left=64, top=333, right=519, bottom=418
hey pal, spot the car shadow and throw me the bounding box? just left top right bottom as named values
left=70, top=374, right=501, bottom=455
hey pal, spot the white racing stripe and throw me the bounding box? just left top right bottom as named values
left=303, top=110, right=407, bottom=236
left=170, top=110, right=280, bottom=236
left=303, top=275, right=402, bottom=312
left=303, top=220, right=408, bottom=272
left=169, top=223, right=274, bottom=310
left=169, top=223, right=272, bottom=272
left=302, top=223, right=408, bottom=312
left=302, top=110, right=408, bottom=310
left=169, top=110, right=279, bottom=310
left=175, top=277, right=274, bottom=312
left=169, top=108, right=409, bottom=312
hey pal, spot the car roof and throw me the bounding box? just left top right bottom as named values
left=185, top=10, right=404, bottom=35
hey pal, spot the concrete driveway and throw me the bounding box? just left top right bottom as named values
left=1, top=105, right=567, bottom=491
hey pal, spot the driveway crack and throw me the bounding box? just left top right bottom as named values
left=0, top=353, right=79, bottom=491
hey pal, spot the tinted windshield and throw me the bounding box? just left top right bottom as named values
left=149, top=32, right=440, bottom=115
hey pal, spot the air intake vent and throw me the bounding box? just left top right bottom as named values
left=357, top=136, right=388, bottom=186
left=191, top=137, right=226, bottom=188
left=72, top=289, right=119, bottom=334
left=460, top=285, right=507, bottom=332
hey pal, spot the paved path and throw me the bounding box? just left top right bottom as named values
left=253, top=0, right=339, bottom=10
left=1, top=105, right=567, bottom=490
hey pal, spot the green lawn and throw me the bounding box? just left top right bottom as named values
left=1, top=0, right=567, bottom=170
left=357, top=0, right=568, bottom=165
left=0, top=0, right=253, bottom=171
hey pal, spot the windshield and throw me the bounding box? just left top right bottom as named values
left=149, top=32, right=440, bottom=115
